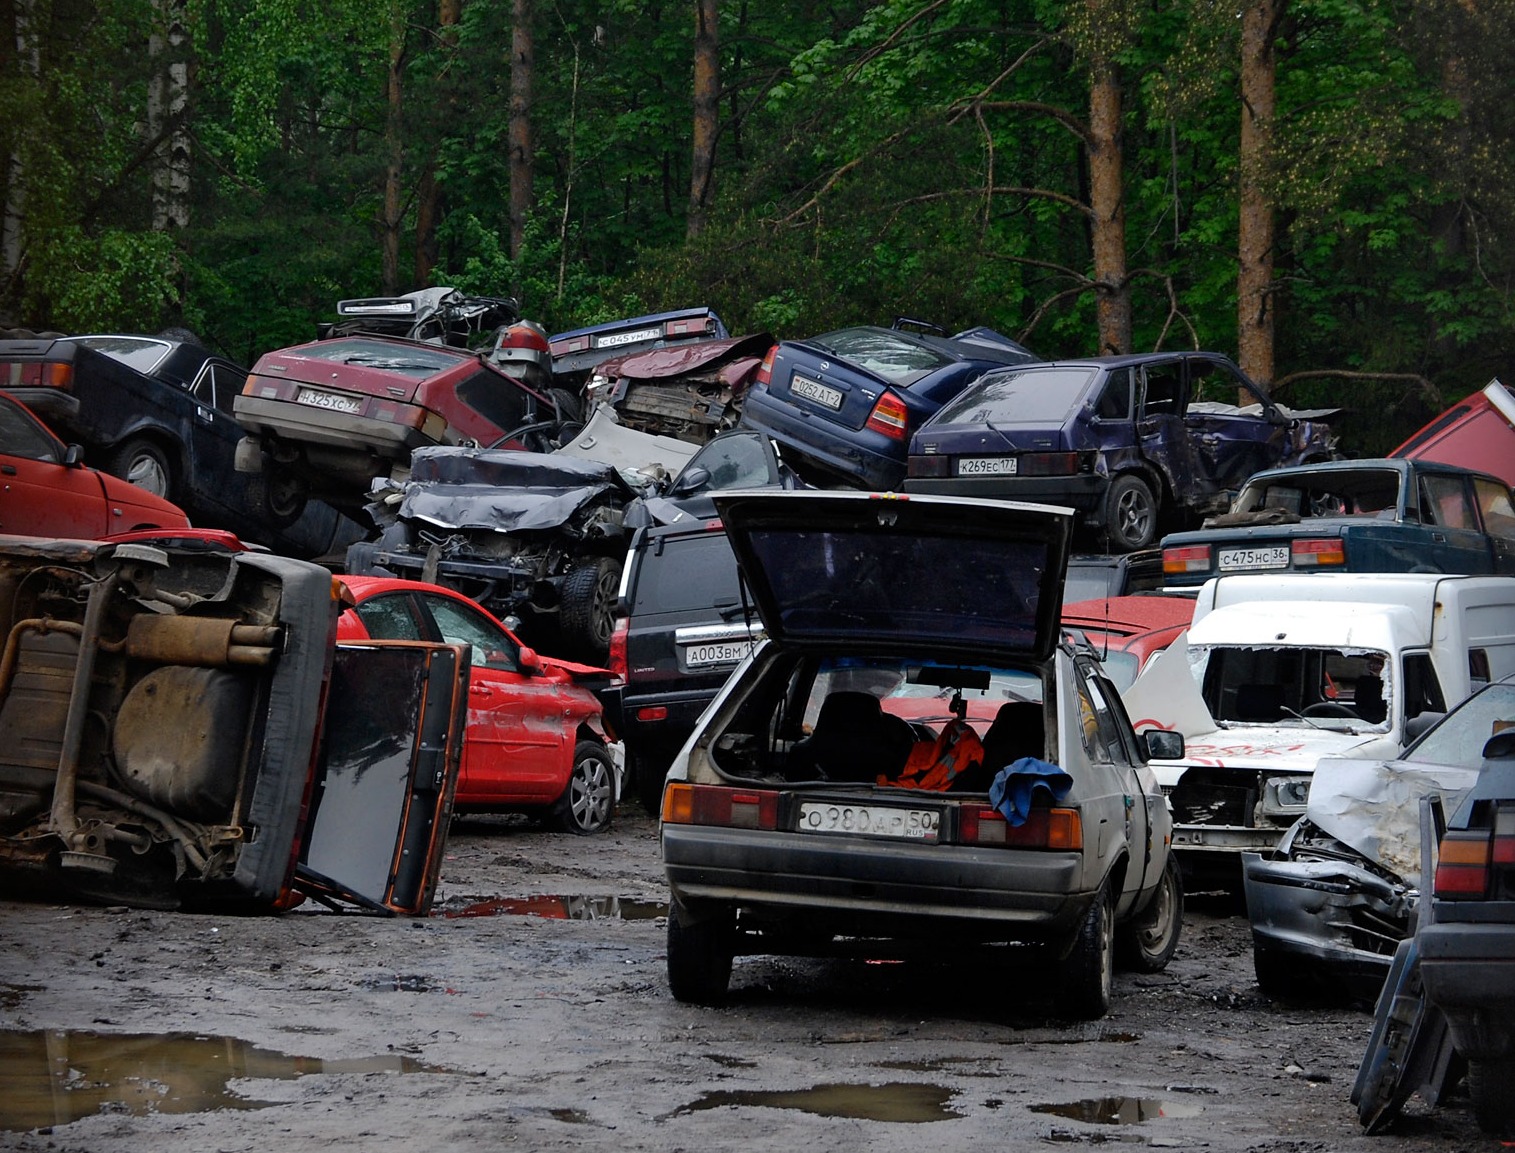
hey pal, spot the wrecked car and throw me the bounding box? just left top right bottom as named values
left=349, top=445, right=640, bottom=663
left=582, top=331, right=776, bottom=445
left=1159, top=458, right=1515, bottom=586
left=905, top=352, right=1338, bottom=550
left=322, top=286, right=521, bottom=350
left=660, top=490, right=1185, bottom=1019
left=1392, top=378, right=1515, bottom=488
left=0, top=533, right=468, bottom=915
left=549, top=306, right=729, bottom=393
left=337, top=576, right=618, bottom=834
left=1122, top=571, right=1515, bottom=888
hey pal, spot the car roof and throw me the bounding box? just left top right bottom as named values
left=1241, top=455, right=1502, bottom=485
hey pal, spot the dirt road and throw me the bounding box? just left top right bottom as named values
left=0, top=808, right=1495, bottom=1151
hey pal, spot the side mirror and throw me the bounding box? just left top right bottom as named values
left=517, top=645, right=543, bottom=673
left=1143, top=729, right=1184, bottom=761
left=64, top=444, right=85, bottom=468
left=669, top=465, right=711, bottom=498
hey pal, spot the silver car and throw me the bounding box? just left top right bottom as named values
left=658, top=491, right=1183, bottom=1019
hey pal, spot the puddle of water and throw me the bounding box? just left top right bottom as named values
left=1030, top=1097, right=1204, bottom=1125
left=356, top=973, right=442, bottom=993
left=550, top=1107, right=591, bottom=1124
left=703, top=1053, right=757, bottom=1068
left=669, top=1081, right=962, bottom=1123
left=444, top=895, right=667, bottom=921
left=0, top=1028, right=448, bottom=1132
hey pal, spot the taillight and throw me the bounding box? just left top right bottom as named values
left=1, top=361, right=74, bottom=389
left=1435, top=828, right=1493, bottom=898
left=959, top=805, right=1083, bottom=849
left=1163, top=545, right=1212, bottom=575
left=661, top=783, right=779, bottom=830
left=865, top=391, right=910, bottom=439
left=1017, top=452, right=1081, bottom=477
left=607, top=617, right=628, bottom=680
left=1290, top=538, right=1346, bottom=567
left=907, top=453, right=949, bottom=478
left=753, top=346, right=777, bottom=387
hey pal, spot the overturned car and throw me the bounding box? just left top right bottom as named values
left=0, top=533, right=469, bottom=915
left=351, top=445, right=640, bottom=663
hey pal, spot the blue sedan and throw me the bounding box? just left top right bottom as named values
left=737, top=322, right=1037, bottom=491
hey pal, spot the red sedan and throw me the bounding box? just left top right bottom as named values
left=337, top=576, right=619, bottom=833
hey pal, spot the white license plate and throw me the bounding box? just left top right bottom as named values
left=295, top=387, right=362, bottom=414
left=957, top=456, right=1018, bottom=476
left=595, top=326, right=662, bottom=349
left=797, top=802, right=939, bottom=842
left=790, top=375, right=843, bottom=410
left=684, top=641, right=749, bottom=668
left=1218, top=545, right=1289, bottom=571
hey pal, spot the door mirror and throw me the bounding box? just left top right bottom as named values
left=64, top=443, right=85, bottom=467
left=517, top=645, right=543, bottom=673
left=1143, top=729, right=1184, bottom=761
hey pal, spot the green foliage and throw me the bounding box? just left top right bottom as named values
left=23, top=228, right=181, bottom=333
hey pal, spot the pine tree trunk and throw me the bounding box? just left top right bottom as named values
left=382, top=3, right=405, bottom=295
left=509, top=0, right=534, bottom=263
left=1237, top=0, right=1281, bottom=390
left=414, top=0, right=461, bottom=287
left=3, top=0, right=39, bottom=284
left=1087, top=34, right=1129, bottom=356
left=688, top=0, right=719, bottom=239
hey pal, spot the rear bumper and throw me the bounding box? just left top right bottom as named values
left=739, top=392, right=903, bottom=491
left=662, top=822, right=1089, bottom=941
left=1419, top=919, right=1515, bottom=1060
left=616, top=686, right=721, bottom=756
left=902, top=473, right=1105, bottom=514
left=236, top=395, right=441, bottom=458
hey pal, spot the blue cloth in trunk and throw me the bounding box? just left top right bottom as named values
left=988, top=757, right=1073, bottom=826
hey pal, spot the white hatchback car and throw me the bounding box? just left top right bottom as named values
left=659, top=490, right=1184, bottom=1018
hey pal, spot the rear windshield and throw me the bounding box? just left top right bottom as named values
left=72, top=336, right=172, bottom=374
left=632, top=530, right=745, bottom=615
left=1235, top=467, right=1404, bottom=518
left=932, top=366, right=1097, bottom=425
left=811, top=329, right=952, bottom=388
left=291, top=338, right=468, bottom=379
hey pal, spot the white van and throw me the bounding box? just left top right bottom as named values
left=1123, top=572, right=1515, bottom=877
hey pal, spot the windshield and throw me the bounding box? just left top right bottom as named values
left=72, top=336, right=172, bottom=374
left=1189, top=644, right=1391, bottom=729
left=932, top=366, right=1097, bottom=425
left=811, top=328, right=952, bottom=387
left=1234, top=467, right=1403, bottom=519
left=1406, top=681, right=1515, bottom=765
left=293, top=338, right=467, bottom=378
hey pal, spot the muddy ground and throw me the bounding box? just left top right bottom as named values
left=0, top=805, right=1498, bottom=1152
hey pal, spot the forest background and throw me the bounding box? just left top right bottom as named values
left=3, top=0, right=1512, bottom=454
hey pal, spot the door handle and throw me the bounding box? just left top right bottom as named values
left=470, top=684, right=493, bottom=697
left=0, top=465, right=14, bottom=476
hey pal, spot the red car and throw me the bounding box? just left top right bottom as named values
left=0, top=390, right=189, bottom=537
left=1061, top=594, right=1196, bottom=691
left=336, top=576, right=619, bottom=833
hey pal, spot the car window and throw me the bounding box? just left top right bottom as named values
left=683, top=433, right=776, bottom=492
left=632, top=531, right=744, bottom=615
left=1405, top=682, right=1515, bottom=765
left=191, top=362, right=249, bottom=414
left=293, top=337, right=467, bottom=378
left=353, top=593, right=424, bottom=641
left=0, top=399, right=62, bottom=461
left=1140, top=363, right=1183, bottom=417
left=1420, top=473, right=1477, bottom=530
left=1093, top=369, right=1132, bottom=419
left=456, top=370, right=534, bottom=435
left=71, top=336, right=172, bottom=374
left=811, top=328, right=951, bottom=387
left=419, top=592, right=520, bottom=673
left=931, top=366, right=1095, bottom=425
left=1473, top=478, right=1515, bottom=541
left=1187, top=359, right=1261, bottom=408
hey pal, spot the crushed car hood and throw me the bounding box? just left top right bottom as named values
left=713, top=490, right=1072, bottom=660
left=602, top=332, right=775, bottom=382
left=376, top=446, right=636, bottom=533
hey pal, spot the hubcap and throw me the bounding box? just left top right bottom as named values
left=126, top=454, right=169, bottom=497
left=570, top=754, right=613, bottom=831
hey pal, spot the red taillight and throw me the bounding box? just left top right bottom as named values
left=959, top=805, right=1083, bottom=849
left=661, top=783, right=779, bottom=830
left=1017, top=452, right=1081, bottom=477
left=1494, top=805, right=1515, bottom=866
left=907, top=453, right=950, bottom=478
left=607, top=617, right=628, bottom=680
left=1291, top=538, right=1346, bottom=567
left=1163, top=545, right=1212, bottom=575
left=1434, top=828, right=1493, bottom=898
left=636, top=706, right=669, bottom=722
left=865, top=391, right=910, bottom=439
left=754, top=346, right=777, bottom=387
left=0, top=361, right=74, bottom=389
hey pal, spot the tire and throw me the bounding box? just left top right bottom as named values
left=108, top=437, right=175, bottom=501
left=560, top=557, right=620, bottom=664
left=260, top=465, right=308, bottom=526
left=550, top=387, right=584, bottom=423
left=1468, top=1058, right=1515, bottom=1135
left=1117, top=854, right=1183, bottom=973
left=1055, top=880, right=1114, bottom=1020
left=1103, top=474, right=1158, bottom=551
left=667, top=900, right=735, bottom=1005
left=550, top=740, right=616, bottom=835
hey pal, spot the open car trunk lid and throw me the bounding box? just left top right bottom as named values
left=713, top=490, right=1072, bottom=661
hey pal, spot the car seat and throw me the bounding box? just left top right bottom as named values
left=980, top=700, right=1046, bottom=773
left=789, top=691, right=912, bottom=782
left=1352, top=675, right=1387, bottom=724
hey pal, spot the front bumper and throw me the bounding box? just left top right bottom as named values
left=1419, top=917, right=1515, bottom=1060
left=1242, top=851, right=1408, bottom=984
left=662, top=822, right=1090, bottom=946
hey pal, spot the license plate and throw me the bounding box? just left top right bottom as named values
left=797, top=802, right=939, bottom=842
left=295, top=387, right=362, bottom=414
left=957, top=456, right=1018, bottom=476
left=683, top=641, right=750, bottom=668
left=1218, top=545, right=1289, bottom=571
left=595, top=326, right=662, bottom=349
left=790, top=375, right=843, bottom=410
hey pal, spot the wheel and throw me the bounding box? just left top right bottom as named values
left=550, top=740, right=616, bottom=835
left=550, top=387, right=584, bottom=423
left=1117, top=854, right=1183, bottom=973
left=560, top=557, right=620, bottom=664
left=107, top=438, right=175, bottom=501
left=1468, top=1058, right=1515, bottom=1134
left=1055, top=880, right=1114, bottom=1019
left=1103, top=474, right=1158, bottom=551
left=261, top=465, right=308, bottom=526
left=667, top=899, right=735, bottom=1005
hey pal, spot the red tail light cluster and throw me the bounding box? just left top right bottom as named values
left=960, top=805, right=1083, bottom=849
left=1289, top=538, right=1346, bottom=567
left=1163, top=544, right=1211, bottom=575
left=663, top=783, right=779, bottom=830
left=753, top=346, right=777, bottom=387
left=1, top=361, right=74, bottom=390
left=865, top=391, right=910, bottom=439
left=1433, top=803, right=1515, bottom=899
left=607, top=617, right=628, bottom=681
